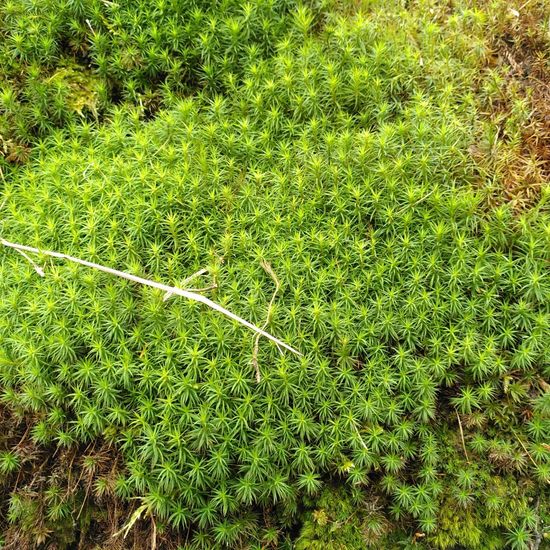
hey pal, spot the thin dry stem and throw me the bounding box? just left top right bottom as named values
left=252, top=260, right=282, bottom=382
left=150, top=512, right=157, bottom=550
left=353, top=424, right=369, bottom=451
left=163, top=267, right=209, bottom=301
left=397, top=187, right=437, bottom=215
left=182, top=284, right=218, bottom=293
left=456, top=410, right=470, bottom=463
left=12, top=248, right=45, bottom=277
left=112, top=503, right=148, bottom=540
left=512, top=428, right=539, bottom=469
left=1, top=239, right=301, bottom=356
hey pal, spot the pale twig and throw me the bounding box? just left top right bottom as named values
left=112, top=503, right=148, bottom=540
left=150, top=511, right=157, bottom=550
left=85, top=19, right=95, bottom=34
left=353, top=424, right=369, bottom=451
left=181, top=267, right=208, bottom=286
left=397, top=187, right=436, bottom=215
left=183, top=284, right=218, bottom=293
left=0, top=239, right=301, bottom=356
left=13, top=248, right=45, bottom=277
left=512, top=428, right=539, bottom=469
left=163, top=267, right=208, bottom=301
left=252, top=260, right=281, bottom=382
left=518, top=0, right=536, bottom=12
left=456, top=411, right=470, bottom=463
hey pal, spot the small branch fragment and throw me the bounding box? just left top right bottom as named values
left=512, top=428, right=539, bottom=469
left=112, top=503, right=148, bottom=540
left=456, top=410, right=470, bottom=463
left=252, top=260, right=281, bottom=382
left=163, top=268, right=209, bottom=301
left=1, top=239, right=301, bottom=356
left=13, top=248, right=45, bottom=277
left=150, top=511, right=157, bottom=550
left=353, top=424, right=369, bottom=451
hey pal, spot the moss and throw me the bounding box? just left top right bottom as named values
left=296, top=487, right=391, bottom=549
left=0, top=0, right=548, bottom=548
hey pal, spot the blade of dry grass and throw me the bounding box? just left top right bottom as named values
left=252, top=260, right=282, bottom=382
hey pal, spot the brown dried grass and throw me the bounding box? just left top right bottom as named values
left=476, top=0, right=550, bottom=210
left=0, top=405, right=183, bottom=549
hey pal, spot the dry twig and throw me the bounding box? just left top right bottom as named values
left=163, top=267, right=211, bottom=300
left=252, top=260, right=282, bottom=382
left=456, top=410, right=470, bottom=463
left=512, top=428, right=539, bottom=469
left=0, top=239, right=301, bottom=356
